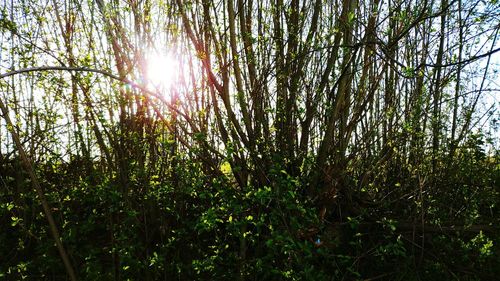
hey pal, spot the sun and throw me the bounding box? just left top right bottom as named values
left=145, top=51, right=178, bottom=90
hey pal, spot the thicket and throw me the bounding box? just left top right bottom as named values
left=1, top=136, right=499, bottom=280
left=1, top=0, right=499, bottom=280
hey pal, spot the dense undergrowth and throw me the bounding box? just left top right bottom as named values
left=1, top=135, right=498, bottom=280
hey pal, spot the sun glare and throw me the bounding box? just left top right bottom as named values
left=146, top=52, right=178, bottom=90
